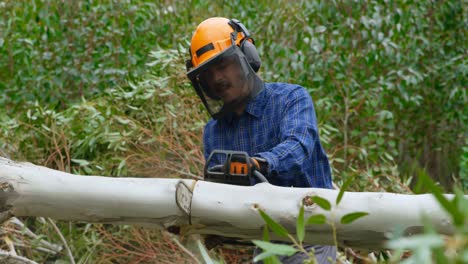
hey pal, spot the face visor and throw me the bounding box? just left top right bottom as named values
left=187, top=45, right=255, bottom=119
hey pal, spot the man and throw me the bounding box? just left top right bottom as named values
left=186, top=17, right=336, bottom=263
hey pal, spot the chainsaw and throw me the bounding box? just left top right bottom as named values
left=203, top=150, right=268, bottom=185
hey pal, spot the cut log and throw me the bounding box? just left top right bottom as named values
left=0, top=157, right=460, bottom=249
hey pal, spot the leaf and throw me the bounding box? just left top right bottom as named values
left=433, top=247, right=449, bottom=264
left=386, top=233, right=444, bottom=249
left=296, top=205, right=305, bottom=243
left=262, top=225, right=270, bottom=241
left=386, top=234, right=445, bottom=264
left=252, top=240, right=298, bottom=256
left=114, top=116, right=131, bottom=124
left=71, top=159, right=90, bottom=166
left=340, top=212, right=369, bottom=224
left=454, top=187, right=468, bottom=217
left=197, top=240, right=217, bottom=264
left=312, top=196, right=331, bottom=211
left=315, top=25, right=327, bottom=33
left=306, top=214, right=327, bottom=225
left=418, top=172, right=464, bottom=226
left=332, top=158, right=345, bottom=163
left=258, top=209, right=289, bottom=238
left=253, top=252, right=282, bottom=264
left=336, top=175, right=353, bottom=205
left=462, top=248, right=468, bottom=263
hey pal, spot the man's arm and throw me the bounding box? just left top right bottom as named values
left=255, top=86, right=321, bottom=184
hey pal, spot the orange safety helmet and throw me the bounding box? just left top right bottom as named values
left=186, top=17, right=261, bottom=73
left=186, top=17, right=262, bottom=119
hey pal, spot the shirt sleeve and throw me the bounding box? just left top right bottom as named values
left=255, top=86, right=319, bottom=181
left=202, top=123, right=213, bottom=161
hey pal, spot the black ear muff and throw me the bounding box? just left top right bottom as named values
left=186, top=47, right=194, bottom=72
left=228, top=19, right=261, bottom=72
left=185, top=59, right=193, bottom=72
left=240, top=40, right=261, bottom=72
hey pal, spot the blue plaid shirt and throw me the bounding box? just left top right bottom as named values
left=203, top=82, right=333, bottom=188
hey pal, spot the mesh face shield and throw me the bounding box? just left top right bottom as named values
left=187, top=45, right=254, bottom=119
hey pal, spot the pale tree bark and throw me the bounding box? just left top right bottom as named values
left=0, top=157, right=460, bottom=250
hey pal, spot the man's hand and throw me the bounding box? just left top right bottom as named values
left=229, top=156, right=268, bottom=176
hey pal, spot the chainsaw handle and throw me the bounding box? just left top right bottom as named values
left=253, top=170, right=268, bottom=183
left=207, top=164, right=224, bottom=173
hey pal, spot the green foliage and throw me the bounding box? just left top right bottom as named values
left=336, top=174, right=353, bottom=205
left=254, top=210, right=299, bottom=263
left=387, top=175, right=468, bottom=264
left=335, top=180, right=369, bottom=225
left=310, top=196, right=331, bottom=211
left=459, top=141, right=468, bottom=190
left=258, top=209, right=289, bottom=239
left=235, top=0, right=465, bottom=191
left=415, top=170, right=465, bottom=227
left=296, top=205, right=305, bottom=243
left=198, top=240, right=223, bottom=264
left=252, top=240, right=298, bottom=263
left=306, top=214, right=327, bottom=225
left=0, top=0, right=173, bottom=109
left=387, top=233, right=446, bottom=264
left=255, top=180, right=370, bottom=262
left=340, top=212, right=369, bottom=225
left=0, top=48, right=203, bottom=176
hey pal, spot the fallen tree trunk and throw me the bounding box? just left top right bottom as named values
left=0, top=157, right=459, bottom=249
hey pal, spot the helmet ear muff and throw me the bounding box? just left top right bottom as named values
left=186, top=47, right=194, bottom=71
left=228, top=19, right=261, bottom=73
left=240, top=39, right=261, bottom=72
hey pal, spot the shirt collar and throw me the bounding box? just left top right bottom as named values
left=244, top=75, right=266, bottom=118
left=245, top=84, right=266, bottom=118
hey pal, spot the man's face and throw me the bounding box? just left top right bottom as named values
left=202, top=55, right=248, bottom=104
